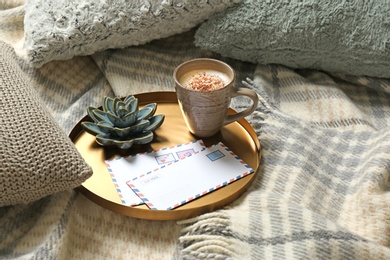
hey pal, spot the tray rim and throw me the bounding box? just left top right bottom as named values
left=70, top=91, right=261, bottom=220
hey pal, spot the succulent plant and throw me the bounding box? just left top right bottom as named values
left=81, top=95, right=165, bottom=149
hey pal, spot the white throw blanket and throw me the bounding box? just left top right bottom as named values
left=1, top=2, right=389, bottom=259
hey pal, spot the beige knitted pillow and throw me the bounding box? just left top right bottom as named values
left=0, top=42, right=93, bottom=206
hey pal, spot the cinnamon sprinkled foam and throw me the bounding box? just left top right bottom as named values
left=180, top=69, right=229, bottom=92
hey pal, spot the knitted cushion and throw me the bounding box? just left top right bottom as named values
left=23, top=0, right=241, bottom=67
left=0, top=42, right=92, bottom=206
left=194, top=0, right=390, bottom=78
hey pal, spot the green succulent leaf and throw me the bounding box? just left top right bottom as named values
left=81, top=122, right=109, bottom=136
left=111, top=97, right=122, bottom=117
left=123, top=119, right=150, bottom=135
left=137, top=103, right=157, bottom=121
left=117, top=107, right=128, bottom=118
left=103, top=96, right=114, bottom=114
left=92, top=109, right=118, bottom=125
left=97, top=120, right=114, bottom=127
left=117, top=111, right=137, bottom=127
left=95, top=134, right=135, bottom=149
left=83, top=95, right=164, bottom=149
left=144, top=114, right=165, bottom=132
left=95, top=131, right=153, bottom=149
left=126, top=97, right=139, bottom=114
left=116, top=100, right=126, bottom=111
left=102, top=119, right=150, bottom=138
left=124, top=95, right=136, bottom=106
left=132, top=131, right=154, bottom=144
left=86, top=107, right=102, bottom=123
left=93, top=109, right=138, bottom=128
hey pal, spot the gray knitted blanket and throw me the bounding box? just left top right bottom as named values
left=1, top=4, right=390, bottom=260
left=178, top=75, right=390, bottom=259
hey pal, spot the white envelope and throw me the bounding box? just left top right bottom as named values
left=127, top=142, right=254, bottom=210
left=105, top=140, right=205, bottom=206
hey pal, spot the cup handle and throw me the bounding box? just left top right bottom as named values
left=223, top=87, right=258, bottom=126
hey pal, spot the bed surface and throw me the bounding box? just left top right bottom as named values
left=1, top=1, right=390, bottom=259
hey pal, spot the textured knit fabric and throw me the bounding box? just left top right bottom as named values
left=1, top=2, right=390, bottom=260
left=178, top=76, right=390, bottom=259
left=22, top=0, right=241, bottom=67
left=194, top=0, right=390, bottom=78
left=91, top=30, right=256, bottom=98
left=0, top=42, right=93, bottom=206
left=94, top=32, right=390, bottom=259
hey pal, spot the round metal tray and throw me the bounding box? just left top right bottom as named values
left=70, top=91, right=261, bottom=220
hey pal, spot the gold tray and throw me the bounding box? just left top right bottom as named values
left=70, top=92, right=261, bottom=220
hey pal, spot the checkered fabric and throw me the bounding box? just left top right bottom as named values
left=177, top=74, right=390, bottom=259
left=1, top=1, right=389, bottom=258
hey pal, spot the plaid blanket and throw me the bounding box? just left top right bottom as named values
left=1, top=2, right=390, bottom=259
left=178, top=74, right=390, bottom=259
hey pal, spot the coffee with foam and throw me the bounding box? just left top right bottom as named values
left=174, top=58, right=259, bottom=137
left=179, top=69, right=230, bottom=92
